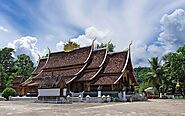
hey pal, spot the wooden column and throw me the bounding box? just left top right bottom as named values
left=87, top=83, right=90, bottom=91
left=111, top=84, right=114, bottom=91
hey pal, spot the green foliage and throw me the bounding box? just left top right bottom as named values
left=139, top=82, right=152, bottom=94
left=134, top=67, right=150, bottom=85
left=96, top=42, right=115, bottom=52
left=0, top=48, right=15, bottom=88
left=0, top=47, right=34, bottom=88
left=163, top=44, right=185, bottom=95
left=113, top=97, right=120, bottom=102
left=143, top=57, right=163, bottom=92
left=14, top=54, right=34, bottom=78
left=136, top=44, right=185, bottom=96
left=2, top=87, right=16, bottom=100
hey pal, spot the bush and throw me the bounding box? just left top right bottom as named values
left=2, top=87, right=16, bottom=100
left=113, top=97, right=120, bottom=102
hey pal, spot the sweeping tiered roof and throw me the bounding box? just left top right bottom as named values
left=92, top=50, right=128, bottom=85
left=22, top=58, right=47, bottom=86
left=32, top=58, right=47, bottom=76
left=23, top=43, right=137, bottom=88
left=76, top=48, right=107, bottom=82
left=92, top=48, right=137, bottom=86
left=35, top=46, right=93, bottom=88
left=11, top=76, right=25, bottom=88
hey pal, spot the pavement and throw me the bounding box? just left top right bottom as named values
left=0, top=99, right=185, bottom=116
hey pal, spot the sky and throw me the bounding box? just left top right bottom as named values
left=0, top=0, right=185, bottom=67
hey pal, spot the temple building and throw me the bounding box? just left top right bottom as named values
left=22, top=42, right=137, bottom=99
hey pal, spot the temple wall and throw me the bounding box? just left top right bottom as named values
left=38, top=88, right=60, bottom=96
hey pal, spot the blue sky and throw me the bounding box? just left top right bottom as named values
left=0, top=0, right=185, bottom=67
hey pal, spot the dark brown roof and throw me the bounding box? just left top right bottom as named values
left=86, top=49, right=107, bottom=69
left=75, top=49, right=107, bottom=82
left=77, top=70, right=99, bottom=81
left=93, top=75, right=120, bottom=85
left=32, top=58, right=47, bottom=75
left=11, top=76, right=25, bottom=88
left=127, top=57, right=137, bottom=85
left=22, top=58, right=47, bottom=86
left=44, top=46, right=92, bottom=69
left=23, top=45, right=137, bottom=88
left=92, top=50, right=129, bottom=85
left=53, top=67, right=84, bottom=77
left=28, top=46, right=92, bottom=88
left=103, top=51, right=128, bottom=74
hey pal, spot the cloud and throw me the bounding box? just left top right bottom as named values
left=70, top=27, right=113, bottom=46
left=56, top=26, right=113, bottom=51
left=134, top=9, right=185, bottom=67
left=7, top=36, right=41, bottom=63
left=2, top=1, right=185, bottom=67
left=0, top=26, right=9, bottom=32
left=38, top=1, right=185, bottom=67
left=56, top=41, right=64, bottom=51
left=157, top=9, right=185, bottom=53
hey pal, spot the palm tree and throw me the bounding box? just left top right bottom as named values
left=143, top=57, right=163, bottom=92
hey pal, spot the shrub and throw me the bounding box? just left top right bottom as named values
left=113, top=97, right=120, bottom=102
left=2, top=87, right=16, bottom=100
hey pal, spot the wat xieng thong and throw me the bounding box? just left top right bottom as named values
left=21, top=41, right=137, bottom=102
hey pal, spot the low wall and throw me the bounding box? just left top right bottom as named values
left=67, top=96, right=111, bottom=103
left=0, top=96, right=5, bottom=101
left=9, top=96, right=37, bottom=101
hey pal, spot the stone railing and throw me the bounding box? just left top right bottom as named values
left=70, top=91, right=84, bottom=97
left=67, top=95, right=111, bottom=103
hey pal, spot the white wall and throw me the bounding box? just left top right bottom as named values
left=38, top=88, right=60, bottom=96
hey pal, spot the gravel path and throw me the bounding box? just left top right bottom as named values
left=0, top=99, right=185, bottom=116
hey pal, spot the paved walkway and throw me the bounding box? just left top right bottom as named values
left=0, top=99, right=185, bottom=116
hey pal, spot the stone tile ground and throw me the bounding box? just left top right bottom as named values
left=0, top=99, right=185, bottom=116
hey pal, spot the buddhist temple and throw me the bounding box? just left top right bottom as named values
left=22, top=42, right=137, bottom=99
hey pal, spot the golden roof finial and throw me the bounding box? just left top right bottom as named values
left=64, top=41, right=80, bottom=52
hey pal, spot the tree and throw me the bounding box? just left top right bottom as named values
left=64, top=41, right=80, bottom=52
left=0, top=48, right=15, bottom=87
left=96, top=42, right=115, bottom=52
left=0, top=47, right=34, bottom=89
left=14, top=54, right=34, bottom=78
left=2, top=87, right=16, bottom=100
left=0, top=48, right=15, bottom=73
left=143, top=57, right=163, bottom=92
left=134, top=67, right=150, bottom=85
left=163, top=44, right=185, bottom=95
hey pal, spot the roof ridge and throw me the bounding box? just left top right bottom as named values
left=50, top=45, right=92, bottom=54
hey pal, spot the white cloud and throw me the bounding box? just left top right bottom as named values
left=70, top=27, right=113, bottom=47
left=7, top=36, right=41, bottom=63
left=147, top=44, right=163, bottom=56
left=2, top=1, right=185, bottom=67
left=37, top=0, right=185, bottom=67
left=157, top=9, right=185, bottom=54
left=0, top=26, right=9, bottom=32
left=56, top=26, right=113, bottom=51
left=56, top=41, right=64, bottom=51
left=134, top=8, right=185, bottom=67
